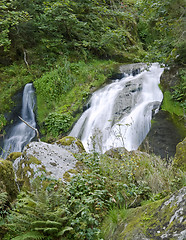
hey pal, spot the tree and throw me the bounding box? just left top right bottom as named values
left=137, top=0, right=185, bottom=63
left=0, top=0, right=30, bottom=51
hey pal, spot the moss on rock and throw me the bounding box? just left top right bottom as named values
left=14, top=154, right=45, bottom=191
left=173, top=138, right=186, bottom=171
left=56, top=136, right=85, bottom=154
left=0, top=159, right=18, bottom=201
left=6, top=152, right=22, bottom=162
left=102, top=187, right=186, bottom=240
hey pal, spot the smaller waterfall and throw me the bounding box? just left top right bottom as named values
left=70, top=63, right=164, bottom=153
left=1, top=83, right=36, bottom=159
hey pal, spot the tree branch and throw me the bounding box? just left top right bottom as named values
left=18, top=116, right=40, bottom=141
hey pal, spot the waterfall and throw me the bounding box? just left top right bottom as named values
left=70, top=63, right=164, bottom=153
left=1, top=83, right=36, bottom=159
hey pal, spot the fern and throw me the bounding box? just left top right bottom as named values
left=43, top=227, right=59, bottom=235
left=45, top=220, right=62, bottom=228
left=0, top=192, right=10, bottom=218
left=11, top=231, right=45, bottom=240
left=0, top=192, right=8, bottom=208
left=57, top=226, right=73, bottom=237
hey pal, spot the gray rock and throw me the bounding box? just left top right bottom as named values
left=112, top=77, right=143, bottom=124
left=13, top=141, right=77, bottom=189
left=119, top=63, right=147, bottom=76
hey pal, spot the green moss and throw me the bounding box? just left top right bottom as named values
left=0, top=63, right=35, bottom=114
left=0, top=159, right=18, bottom=201
left=102, top=198, right=165, bottom=240
left=161, top=91, right=184, bottom=116
left=68, top=169, right=78, bottom=174
left=6, top=152, right=22, bottom=161
left=75, top=161, right=84, bottom=171
left=103, top=186, right=186, bottom=240
left=57, top=136, right=85, bottom=153
left=15, top=155, right=43, bottom=190
left=63, top=172, right=71, bottom=182
left=57, top=136, right=76, bottom=146
left=173, top=138, right=186, bottom=171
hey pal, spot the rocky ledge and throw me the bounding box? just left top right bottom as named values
left=104, top=187, right=186, bottom=240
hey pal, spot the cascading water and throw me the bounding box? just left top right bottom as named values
left=70, top=63, right=164, bottom=153
left=1, top=83, right=36, bottom=159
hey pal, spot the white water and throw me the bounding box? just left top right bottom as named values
left=1, top=83, right=36, bottom=159
left=70, top=63, right=164, bottom=153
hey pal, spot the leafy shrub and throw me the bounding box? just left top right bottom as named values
left=0, top=114, right=7, bottom=132
left=171, top=69, right=186, bottom=109
left=45, top=112, right=73, bottom=137
left=34, top=59, right=76, bottom=103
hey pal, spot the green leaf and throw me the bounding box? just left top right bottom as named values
left=57, top=226, right=73, bottom=236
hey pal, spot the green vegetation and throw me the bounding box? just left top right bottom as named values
left=171, top=69, right=186, bottom=110
left=161, top=91, right=184, bottom=116
left=0, top=0, right=185, bottom=134
left=0, top=149, right=185, bottom=239
left=0, top=0, right=185, bottom=239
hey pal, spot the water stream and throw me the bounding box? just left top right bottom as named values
left=70, top=63, right=164, bottom=153
left=1, top=83, right=36, bottom=159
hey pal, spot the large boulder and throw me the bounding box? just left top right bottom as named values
left=13, top=141, right=78, bottom=190
left=140, top=110, right=185, bottom=159
left=0, top=159, right=18, bottom=201
left=103, top=187, right=186, bottom=240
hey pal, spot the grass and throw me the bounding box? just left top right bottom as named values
left=161, top=91, right=184, bottom=116
left=0, top=62, right=44, bottom=114
left=101, top=207, right=128, bottom=239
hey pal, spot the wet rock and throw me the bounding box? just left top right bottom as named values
left=119, top=63, right=147, bottom=76
left=140, top=110, right=184, bottom=159
left=112, top=78, right=143, bottom=124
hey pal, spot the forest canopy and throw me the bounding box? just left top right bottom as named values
left=0, top=0, right=185, bottom=65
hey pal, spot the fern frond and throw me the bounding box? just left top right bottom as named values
left=57, top=226, right=73, bottom=237
left=43, top=227, right=59, bottom=235
left=46, top=220, right=61, bottom=228
left=11, top=231, right=45, bottom=240
left=57, top=216, right=68, bottom=224
left=0, top=192, right=8, bottom=208
left=31, top=221, right=47, bottom=228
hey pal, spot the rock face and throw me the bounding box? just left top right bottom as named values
left=0, top=159, right=18, bottom=201
left=160, top=66, right=180, bottom=92
left=13, top=141, right=78, bottom=190
left=112, top=78, right=143, bottom=124
left=140, top=110, right=184, bottom=159
left=105, top=187, right=186, bottom=240
left=119, top=63, right=147, bottom=76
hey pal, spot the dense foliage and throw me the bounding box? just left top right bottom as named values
left=0, top=0, right=185, bottom=136
left=0, top=0, right=144, bottom=64
left=1, top=149, right=185, bottom=239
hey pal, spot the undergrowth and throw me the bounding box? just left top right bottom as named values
left=161, top=91, right=184, bottom=116
left=0, top=147, right=185, bottom=239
